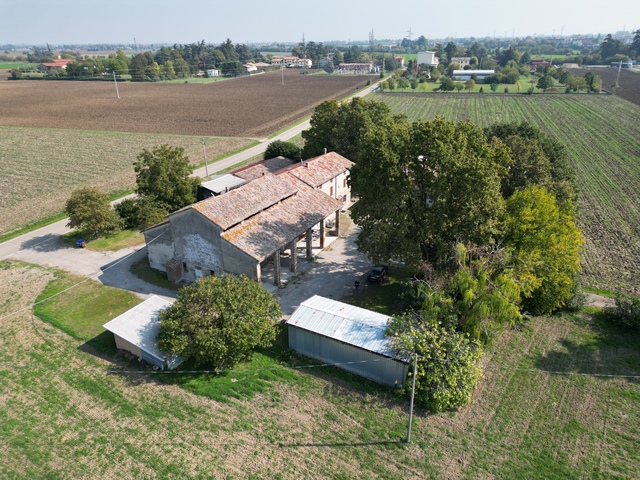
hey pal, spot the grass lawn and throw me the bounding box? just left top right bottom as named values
left=129, top=256, right=178, bottom=291
left=62, top=229, right=145, bottom=251
left=0, top=260, right=639, bottom=478
left=343, top=265, right=415, bottom=316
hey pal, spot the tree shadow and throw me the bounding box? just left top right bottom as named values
left=532, top=324, right=640, bottom=383
left=20, top=233, right=69, bottom=253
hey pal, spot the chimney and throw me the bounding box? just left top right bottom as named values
left=324, top=148, right=327, bottom=154
left=304, top=162, right=309, bottom=168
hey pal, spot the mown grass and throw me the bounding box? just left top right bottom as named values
left=32, top=268, right=140, bottom=351
left=61, top=229, right=145, bottom=251
left=1, top=261, right=639, bottom=478
left=129, top=256, right=178, bottom=291
left=343, top=265, right=415, bottom=316
left=374, top=93, right=640, bottom=296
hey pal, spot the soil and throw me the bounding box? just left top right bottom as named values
left=572, top=67, right=640, bottom=106
left=0, top=70, right=370, bottom=138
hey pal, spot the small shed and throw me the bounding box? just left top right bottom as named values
left=103, top=296, right=183, bottom=370
left=286, top=295, right=409, bottom=388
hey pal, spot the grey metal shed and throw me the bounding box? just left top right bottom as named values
left=103, top=296, right=183, bottom=370
left=287, top=295, right=409, bottom=388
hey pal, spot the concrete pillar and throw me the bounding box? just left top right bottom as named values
left=319, top=219, right=325, bottom=249
left=306, top=228, right=313, bottom=259
left=273, top=250, right=281, bottom=286
left=254, top=262, right=261, bottom=283
left=335, top=209, right=341, bottom=237
left=290, top=239, right=298, bottom=272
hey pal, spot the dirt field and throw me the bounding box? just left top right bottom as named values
left=0, top=70, right=369, bottom=138
left=573, top=67, right=640, bottom=106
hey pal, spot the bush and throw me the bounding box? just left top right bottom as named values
left=604, top=295, right=640, bottom=330
left=264, top=140, right=301, bottom=160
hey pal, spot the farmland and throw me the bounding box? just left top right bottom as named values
left=0, top=70, right=369, bottom=236
left=0, top=69, right=369, bottom=137
left=1, top=259, right=639, bottom=479
left=576, top=67, right=640, bottom=106
left=374, top=93, right=640, bottom=295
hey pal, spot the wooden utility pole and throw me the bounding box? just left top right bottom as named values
left=406, top=353, right=419, bottom=443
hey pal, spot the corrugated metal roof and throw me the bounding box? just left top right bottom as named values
left=286, top=295, right=403, bottom=360
left=102, top=296, right=179, bottom=365
left=201, top=174, right=247, bottom=195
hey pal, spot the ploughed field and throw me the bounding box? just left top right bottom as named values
left=376, top=93, right=640, bottom=295
left=0, top=70, right=369, bottom=137
left=574, top=67, right=640, bottom=106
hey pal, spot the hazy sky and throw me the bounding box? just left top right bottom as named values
left=1, top=0, right=636, bottom=45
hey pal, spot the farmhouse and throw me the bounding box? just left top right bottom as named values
left=395, top=56, right=405, bottom=68
left=287, top=295, right=410, bottom=388
left=531, top=59, right=551, bottom=69
left=206, top=69, right=220, bottom=77
left=417, top=51, right=439, bottom=67
left=102, top=295, right=183, bottom=370
left=337, top=63, right=373, bottom=74
left=452, top=69, right=495, bottom=81
left=144, top=152, right=353, bottom=286
left=38, top=58, right=72, bottom=71
left=270, top=56, right=312, bottom=68
left=450, top=57, right=472, bottom=67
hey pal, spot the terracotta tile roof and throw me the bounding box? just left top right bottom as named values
left=221, top=174, right=343, bottom=261
left=288, top=152, right=354, bottom=188
left=233, top=156, right=297, bottom=181
left=191, top=173, right=297, bottom=230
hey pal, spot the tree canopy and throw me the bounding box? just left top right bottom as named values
left=65, top=187, right=121, bottom=239
left=264, top=140, right=301, bottom=160
left=157, top=275, right=281, bottom=368
left=134, top=144, right=201, bottom=213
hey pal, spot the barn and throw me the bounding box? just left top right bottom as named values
left=102, top=296, right=183, bottom=370
left=286, top=296, right=409, bottom=388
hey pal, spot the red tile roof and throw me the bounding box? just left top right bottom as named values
left=288, top=152, right=354, bottom=188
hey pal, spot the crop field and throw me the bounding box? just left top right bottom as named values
left=0, top=70, right=369, bottom=137
left=374, top=93, right=640, bottom=295
left=1, top=260, right=639, bottom=479
left=575, top=67, right=640, bottom=106
left=0, top=126, right=255, bottom=236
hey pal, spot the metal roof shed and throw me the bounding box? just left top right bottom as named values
left=286, top=295, right=409, bottom=388
left=102, top=296, right=183, bottom=370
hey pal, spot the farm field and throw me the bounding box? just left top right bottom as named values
left=0, top=126, right=255, bottom=236
left=0, top=69, right=369, bottom=137
left=1, top=260, right=639, bottom=479
left=374, top=93, right=640, bottom=296
left=576, top=67, right=640, bottom=106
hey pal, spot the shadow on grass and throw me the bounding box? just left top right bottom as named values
left=80, top=330, right=117, bottom=356
left=533, top=313, right=640, bottom=383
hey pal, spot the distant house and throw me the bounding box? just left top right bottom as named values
left=318, top=56, right=334, bottom=68
left=452, top=69, right=494, bottom=81
left=38, top=58, right=72, bottom=71
left=270, top=56, right=312, bottom=68
left=144, top=152, right=353, bottom=286
left=206, top=69, right=220, bottom=77
left=531, top=59, right=551, bottom=69
left=102, top=296, right=183, bottom=370
left=244, top=63, right=258, bottom=73
left=562, top=63, right=580, bottom=69
left=450, top=56, right=472, bottom=67
left=417, top=51, right=439, bottom=67
left=394, top=56, right=405, bottom=68
left=286, top=295, right=410, bottom=388
left=337, top=62, right=373, bottom=74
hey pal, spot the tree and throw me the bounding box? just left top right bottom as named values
left=464, top=79, right=475, bottom=92
left=438, top=77, right=455, bottom=91
left=66, top=187, right=121, bottom=239
left=350, top=115, right=510, bottom=265
left=454, top=83, right=465, bottom=93
left=157, top=275, right=281, bottom=368
left=388, top=311, right=483, bottom=413
left=134, top=145, right=201, bottom=212
left=536, top=74, right=554, bottom=90
left=264, top=140, right=301, bottom=160
left=505, top=185, right=583, bottom=315
left=489, top=82, right=498, bottom=93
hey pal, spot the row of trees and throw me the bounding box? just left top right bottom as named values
left=302, top=98, right=582, bottom=411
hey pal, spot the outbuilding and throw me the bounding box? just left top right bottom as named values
left=286, top=296, right=409, bottom=388
left=102, top=296, right=183, bottom=370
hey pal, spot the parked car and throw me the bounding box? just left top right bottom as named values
left=367, top=265, right=389, bottom=283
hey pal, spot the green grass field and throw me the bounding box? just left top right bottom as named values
left=0, top=62, right=35, bottom=69
left=1, top=259, right=639, bottom=478
left=0, top=126, right=255, bottom=237
left=372, top=92, right=640, bottom=296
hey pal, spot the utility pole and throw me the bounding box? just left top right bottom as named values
left=201, top=138, right=209, bottom=177
left=281, top=66, right=284, bottom=85
left=615, top=60, right=622, bottom=88
left=112, top=71, right=120, bottom=99
left=406, top=353, right=419, bottom=443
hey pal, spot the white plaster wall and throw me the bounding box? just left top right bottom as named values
left=148, top=242, right=175, bottom=272
left=182, top=233, right=223, bottom=274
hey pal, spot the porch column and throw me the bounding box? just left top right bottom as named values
left=254, top=262, right=261, bottom=282
left=290, top=239, right=298, bottom=272
left=335, top=209, right=341, bottom=237
left=319, top=219, right=325, bottom=249
left=273, top=250, right=281, bottom=287
left=306, top=228, right=313, bottom=259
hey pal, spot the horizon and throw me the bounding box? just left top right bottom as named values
left=1, top=0, right=636, bottom=46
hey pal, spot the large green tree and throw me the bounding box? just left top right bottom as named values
left=264, top=140, right=301, bottom=160
left=134, top=144, right=201, bottom=213
left=157, top=275, right=281, bottom=368
left=505, top=185, right=583, bottom=315
left=65, top=187, right=121, bottom=239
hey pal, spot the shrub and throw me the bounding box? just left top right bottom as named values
left=604, top=295, right=640, bottom=330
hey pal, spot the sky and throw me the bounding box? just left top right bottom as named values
left=0, top=0, right=637, bottom=46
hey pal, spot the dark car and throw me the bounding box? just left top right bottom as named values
left=367, top=265, right=389, bottom=283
